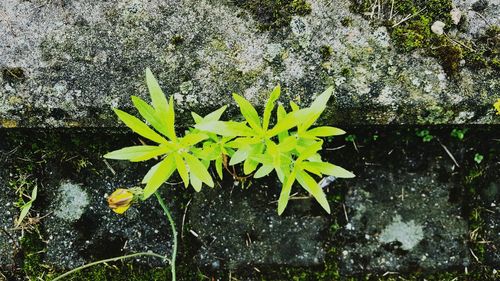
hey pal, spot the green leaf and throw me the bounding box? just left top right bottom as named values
left=16, top=185, right=37, bottom=227
left=296, top=170, right=330, bottom=214
left=146, top=68, right=168, bottom=110
left=303, top=161, right=355, bottom=178
left=195, top=121, right=255, bottom=137
left=276, top=104, right=289, bottom=142
left=296, top=141, right=323, bottom=162
left=143, top=155, right=176, bottom=199
left=203, top=105, right=228, bottom=123
left=277, top=136, right=297, bottom=152
left=266, top=110, right=301, bottom=137
left=104, top=145, right=169, bottom=162
left=229, top=145, right=251, bottom=166
left=215, top=156, right=223, bottom=179
left=305, top=126, right=346, bottom=137
left=190, top=172, right=202, bottom=192
left=114, top=109, right=168, bottom=144
left=175, top=153, right=189, bottom=188
left=300, top=87, right=333, bottom=132
left=226, top=137, right=261, bottom=148
left=142, top=161, right=160, bottom=184
left=289, top=101, right=300, bottom=112
left=131, top=96, right=169, bottom=137
left=243, top=142, right=264, bottom=174
left=278, top=171, right=295, bottom=215
left=254, top=164, right=274, bottom=178
left=180, top=133, right=208, bottom=147
left=310, top=86, right=333, bottom=114
left=232, top=93, right=262, bottom=133
left=165, top=96, right=177, bottom=141
left=191, top=112, right=203, bottom=124
left=184, top=153, right=214, bottom=187
left=262, top=85, right=280, bottom=131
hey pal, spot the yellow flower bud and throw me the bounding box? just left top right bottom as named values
left=107, top=188, right=135, bottom=214
left=494, top=99, right=500, bottom=115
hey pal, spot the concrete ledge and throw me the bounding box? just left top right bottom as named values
left=1, top=0, right=499, bottom=128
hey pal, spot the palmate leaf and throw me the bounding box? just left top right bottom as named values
left=104, top=145, right=170, bottom=162
left=114, top=109, right=168, bottom=144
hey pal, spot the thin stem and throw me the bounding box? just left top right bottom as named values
left=155, top=191, right=177, bottom=281
left=52, top=252, right=167, bottom=281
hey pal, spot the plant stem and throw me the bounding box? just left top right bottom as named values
left=52, top=252, right=167, bottom=281
left=154, top=191, right=177, bottom=281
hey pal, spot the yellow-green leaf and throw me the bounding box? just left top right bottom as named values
left=175, top=153, right=189, bottom=188
left=180, top=133, right=208, bottom=147
left=263, top=85, right=280, bottom=131
left=303, top=161, right=355, bottom=178
left=190, top=171, right=202, bottom=192
left=254, top=164, right=274, bottom=178
left=131, top=96, right=169, bottom=137
left=195, top=121, right=255, bottom=137
left=114, top=109, right=168, bottom=144
left=184, top=153, right=214, bottom=187
left=278, top=171, right=295, bottom=215
left=215, top=156, right=223, bottom=179
left=296, top=170, right=330, bottom=214
left=165, top=96, right=177, bottom=141
left=143, top=155, right=176, bottom=199
left=146, top=68, right=169, bottom=114
left=232, top=93, right=262, bottom=133
left=305, top=126, right=346, bottom=137
left=104, top=145, right=170, bottom=162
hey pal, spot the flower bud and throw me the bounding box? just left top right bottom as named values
left=107, top=188, right=142, bottom=214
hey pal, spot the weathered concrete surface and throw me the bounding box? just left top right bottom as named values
left=189, top=179, right=327, bottom=270
left=0, top=165, right=21, bottom=271
left=0, top=0, right=499, bottom=128
left=339, top=164, right=470, bottom=274
left=479, top=180, right=500, bottom=267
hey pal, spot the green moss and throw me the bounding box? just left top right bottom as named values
left=233, top=0, right=312, bottom=31
left=21, top=232, right=49, bottom=279
left=352, top=0, right=499, bottom=75
left=319, top=45, right=333, bottom=61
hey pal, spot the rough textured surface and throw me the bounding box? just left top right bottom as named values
left=339, top=164, right=469, bottom=274
left=0, top=0, right=498, bottom=128
left=43, top=168, right=173, bottom=269
left=0, top=166, right=20, bottom=270
left=480, top=180, right=500, bottom=266
left=189, top=179, right=327, bottom=270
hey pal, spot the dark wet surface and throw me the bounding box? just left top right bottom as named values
left=0, top=126, right=498, bottom=279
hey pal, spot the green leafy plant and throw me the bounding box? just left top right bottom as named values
left=451, top=128, right=468, bottom=140
left=104, top=69, right=216, bottom=199
left=195, top=85, right=354, bottom=215
left=416, top=129, right=434, bottom=142
left=474, top=153, right=484, bottom=164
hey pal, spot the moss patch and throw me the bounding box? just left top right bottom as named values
left=233, top=0, right=312, bottom=31
left=351, top=0, right=500, bottom=75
